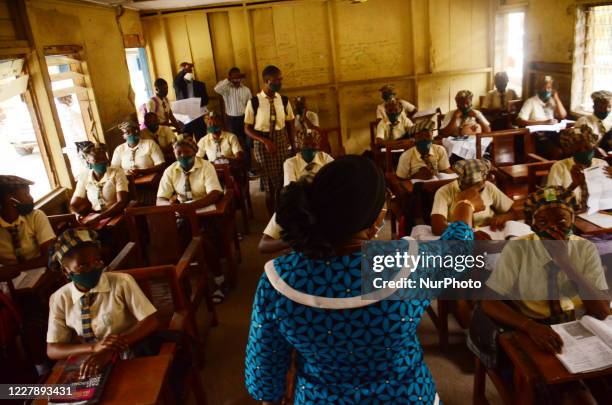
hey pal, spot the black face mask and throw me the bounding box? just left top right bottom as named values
left=10, top=198, right=34, bottom=216
left=156, top=89, right=168, bottom=98
left=146, top=123, right=160, bottom=133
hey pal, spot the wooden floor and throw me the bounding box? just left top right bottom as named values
left=196, top=179, right=504, bottom=405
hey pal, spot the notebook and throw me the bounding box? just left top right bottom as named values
left=49, top=354, right=115, bottom=404
left=410, top=172, right=458, bottom=184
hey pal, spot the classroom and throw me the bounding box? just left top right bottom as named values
left=1, top=0, right=612, bottom=404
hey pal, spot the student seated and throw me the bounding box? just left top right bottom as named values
left=258, top=131, right=334, bottom=254
left=140, top=112, right=176, bottom=157
left=547, top=125, right=610, bottom=212
left=517, top=75, right=567, bottom=127
left=396, top=121, right=452, bottom=180
left=71, top=143, right=130, bottom=228
left=196, top=111, right=244, bottom=163
left=440, top=90, right=491, bottom=137
left=294, top=96, right=320, bottom=140
left=431, top=159, right=515, bottom=236
left=575, top=90, right=612, bottom=144
left=482, top=72, right=519, bottom=111
left=375, top=98, right=414, bottom=143
left=376, top=84, right=417, bottom=121
left=111, top=119, right=165, bottom=177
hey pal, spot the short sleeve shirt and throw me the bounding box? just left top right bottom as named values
left=482, top=89, right=519, bottom=110
left=518, top=95, right=556, bottom=122
left=140, top=126, right=176, bottom=149
left=283, top=152, right=334, bottom=186
left=546, top=157, right=608, bottom=204
left=146, top=96, right=173, bottom=123
left=73, top=167, right=129, bottom=212
left=111, top=139, right=165, bottom=172
left=376, top=112, right=414, bottom=141
left=196, top=131, right=243, bottom=161
left=440, top=109, right=490, bottom=136
left=376, top=99, right=416, bottom=120
left=575, top=114, right=612, bottom=142
left=396, top=145, right=451, bottom=179
left=244, top=91, right=295, bottom=132
left=157, top=157, right=223, bottom=203
left=0, top=210, right=55, bottom=265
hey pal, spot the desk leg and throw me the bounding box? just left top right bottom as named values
left=220, top=216, right=238, bottom=287
left=513, top=367, right=534, bottom=405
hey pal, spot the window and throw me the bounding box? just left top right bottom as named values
left=125, top=48, right=153, bottom=112
left=494, top=10, right=525, bottom=97
left=46, top=54, right=99, bottom=178
left=0, top=58, right=53, bottom=200
left=572, top=5, right=612, bottom=113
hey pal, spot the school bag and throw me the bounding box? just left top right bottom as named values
left=250, top=94, right=289, bottom=118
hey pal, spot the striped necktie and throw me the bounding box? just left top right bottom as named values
left=183, top=171, right=193, bottom=202
left=579, top=177, right=590, bottom=211
left=130, top=147, right=137, bottom=169
left=269, top=97, right=277, bottom=137
left=7, top=225, right=24, bottom=263
left=80, top=293, right=96, bottom=343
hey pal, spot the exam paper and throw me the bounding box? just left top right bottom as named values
left=171, top=98, right=206, bottom=122
left=584, top=165, right=612, bottom=214
left=442, top=136, right=493, bottom=160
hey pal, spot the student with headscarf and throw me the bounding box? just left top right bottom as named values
left=71, top=143, right=129, bottom=228
left=111, top=119, right=165, bottom=177
left=440, top=90, right=491, bottom=137
left=547, top=125, right=610, bottom=211
left=431, top=159, right=515, bottom=235
left=375, top=98, right=414, bottom=142
left=517, top=75, right=567, bottom=126
left=482, top=72, right=519, bottom=111
left=376, top=84, right=417, bottom=121
left=396, top=121, right=452, bottom=180
left=245, top=155, right=479, bottom=404
left=575, top=90, right=612, bottom=143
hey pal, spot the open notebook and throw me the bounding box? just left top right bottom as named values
left=551, top=315, right=612, bottom=374
left=410, top=172, right=458, bottom=184
left=475, top=221, right=532, bottom=240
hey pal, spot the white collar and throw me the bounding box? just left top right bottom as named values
left=69, top=272, right=111, bottom=301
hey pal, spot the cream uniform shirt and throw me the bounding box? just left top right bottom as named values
left=440, top=109, right=490, bottom=136
left=575, top=114, right=612, bottom=142
left=73, top=167, right=129, bottom=212
left=0, top=210, right=55, bottom=265
left=482, top=88, right=519, bottom=110
left=431, top=180, right=513, bottom=227
left=196, top=131, right=243, bottom=161
left=47, top=272, right=157, bottom=343
left=546, top=157, right=608, bottom=204
left=396, top=145, right=451, bottom=179
left=146, top=95, right=173, bottom=123
left=244, top=91, right=295, bottom=132
left=376, top=99, right=416, bottom=120
left=157, top=157, right=223, bottom=203
left=141, top=126, right=176, bottom=149
left=486, top=234, right=607, bottom=319
left=111, top=139, right=165, bottom=172
left=376, top=111, right=414, bottom=141
left=518, top=95, right=557, bottom=122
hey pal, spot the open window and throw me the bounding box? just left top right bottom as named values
left=494, top=8, right=525, bottom=97
left=0, top=58, right=54, bottom=200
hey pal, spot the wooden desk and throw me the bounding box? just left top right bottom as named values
left=575, top=216, right=612, bottom=236
left=499, top=331, right=612, bottom=405
left=134, top=172, right=162, bottom=186
left=34, top=355, right=173, bottom=405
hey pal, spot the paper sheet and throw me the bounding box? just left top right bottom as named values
left=171, top=98, right=206, bottom=123
left=12, top=267, right=46, bottom=290
left=410, top=172, right=458, bottom=184
left=196, top=204, right=217, bottom=214
left=526, top=119, right=575, bottom=133
left=477, top=221, right=532, bottom=240
left=578, top=212, right=612, bottom=229
left=584, top=165, right=612, bottom=214
left=442, top=136, right=493, bottom=160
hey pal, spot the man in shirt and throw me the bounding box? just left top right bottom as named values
left=173, top=62, right=208, bottom=107
left=375, top=98, right=414, bottom=142
left=147, top=78, right=181, bottom=131
left=575, top=90, right=612, bottom=144
left=140, top=112, right=175, bottom=157
left=111, top=119, right=165, bottom=177
left=196, top=111, right=244, bottom=163
left=439, top=90, right=491, bottom=137
left=376, top=84, right=417, bottom=121
left=214, top=67, right=253, bottom=171
left=482, top=72, right=519, bottom=111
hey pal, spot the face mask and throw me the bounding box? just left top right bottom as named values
left=382, top=92, right=394, bottom=102
left=573, top=149, right=595, bottom=165
left=460, top=106, right=471, bottom=116
left=268, top=82, right=282, bottom=92
left=178, top=156, right=195, bottom=171
left=146, top=123, right=159, bottom=133
left=69, top=267, right=104, bottom=290
left=184, top=72, right=194, bottom=82
left=534, top=226, right=572, bottom=241
left=595, top=110, right=609, bottom=121
left=207, top=126, right=220, bottom=134
left=496, top=84, right=507, bottom=93
left=89, top=162, right=107, bottom=176
left=126, top=134, right=139, bottom=145
left=416, top=140, right=432, bottom=154
left=295, top=108, right=304, bottom=116
left=539, top=90, right=552, bottom=102
left=387, top=112, right=399, bottom=123
left=156, top=89, right=168, bottom=98
left=300, top=148, right=316, bottom=163
left=11, top=198, right=34, bottom=216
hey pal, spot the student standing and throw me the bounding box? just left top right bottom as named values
left=244, top=65, right=295, bottom=216
left=214, top=67, right=253, bottom=170
left=173, top=62, right=208, bottom=107
left=147, top=78, right=181, bottom=130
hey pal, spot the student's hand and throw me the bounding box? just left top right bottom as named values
left=127, top=168, right=142, bottom=177
left=488, top=215, right=509, bottom=231
left=474, top=230, right=492, bottom=240
left=93, top=334, right=129, bottom=354
left=81, top=214, right=101, bottom=227
left=453, top=110, right=463, bottom=119
left=570, top=164, right=586, bottom=187
left=412, top=167, right=434, bottom=180
left=524, top=320, right=564, bottom=354
left=79, top=349, right=115, bottom=379
left=546, top=118, right=558, bottom=125
left=467, top=109, right=477, bottom=118
left=263, top=139, right=276, bottom=154
left=455, top=185, right=486, bottom=212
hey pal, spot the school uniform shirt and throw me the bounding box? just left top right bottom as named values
left=575, top=114, right=612, bottom=142
left=518, top=95, right=556, bottom=122
left=140, top=126, right=176, bottom=149
left=431, top=180, right=513, bottom=227
left=196, top=131, right=243, bottom=161
left=111, top=139, right=165, bottom=172
left=47, top=272, right=157, bottom=343
left=546, top=157, right=608, bottom=205
left=213, top=79, right=252, bottom=117
left=486, top=233, right=607, bottom=319
left=482, top=88, right=519, bottom=110
left=376, top=99, right=416, bottom=120
left=157, top=157, right=223, bottom=203
left=146, top=95, right=173, bottom=123
left=376, top=111, right=414, bottom=141
left=0, top=210, right=55, bottom=265
left=283, top=151, right=334, bottom=185
left=440, top=109, right=490, bottom=136
left=244, top=91, right=295, bottom=132
left=73, top=167, right=129, bottom=212
left=294, top=111, right=319, bottom=134
left=396, top=145, right=451, bottom=179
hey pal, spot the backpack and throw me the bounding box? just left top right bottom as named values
left=251, top=95, right=289, bottom=118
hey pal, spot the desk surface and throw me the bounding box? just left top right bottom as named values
left=34, top=355, right=172, bottom=405
left=134, top=172, right=162, bottom=186
left=195, top=191, right=232, bottom=217
left=500, top=331, right=612, bottom=385
left=574, top=217, right=612, bottom=236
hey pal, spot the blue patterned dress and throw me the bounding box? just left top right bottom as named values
left=245, top=222, right=474, bottom=404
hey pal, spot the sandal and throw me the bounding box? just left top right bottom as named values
left=212, top=288, right=225, bottom=304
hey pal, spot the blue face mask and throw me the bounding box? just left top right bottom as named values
left=89, top=162, right=107, bottom=176
left=126, top=134, right=140, bottom=145
left=574, top=149, right=595, bottom=165
left=146, top=123, right=159, bottom=133
left=300, top=148, right=316, bottom=163
left=595, top=110, right=609, bottom=121
left=387, top=112, right=400, bottom=123
left=69, top=267, right=104, bottom=290
left=269, top=82, right=282, bottom=92
left=382, top=92, right=395, bottom=102
left=207, top=126, right=220, bottom=134
left=539, top=90, right=552, bottom=102
left=178, top=156, right=195, bottom=171
left=416, top=140, right=432, bottom=154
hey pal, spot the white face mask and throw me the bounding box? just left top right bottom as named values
left=184, top=72, right=194, bottom=82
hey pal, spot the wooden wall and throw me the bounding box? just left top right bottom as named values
left=142, top=0, right=494, bottom=153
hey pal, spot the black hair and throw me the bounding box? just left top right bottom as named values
left=154, top=78, right=167, bottom=88
left=228, top=67, right=241, bottom=75
left=0, top=185, right=22, bottom=201
left=144, top=112, right=157, bottom=119
left=262, top=65, right=281, bottom=81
